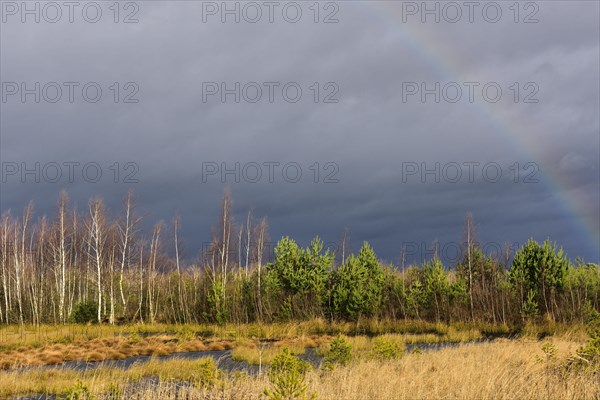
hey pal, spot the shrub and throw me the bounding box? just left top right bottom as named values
left=521, top=290, right=539, bottom=321
left=193, top=358, right=220, bottom=388
left=510, top=239, right=568, bottom=318
left=59, top=381, right=93, bottom=400
left=264, top=347, right=316, bottom=400
left=576, top=314, right=600, bottom=366
left=371, top=337, right=403, bottom=360
left=324, top=336, right=352, bottom=367
left=176, top=326, right=195, bottom=341
left=567, top=311, right=600, bottom=371
left=537, top=342, right=558, bottom=363
left=69, top=301, right=98, bottom=324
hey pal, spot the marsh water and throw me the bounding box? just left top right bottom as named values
left=16, top=341, right=481, bottom=400
left=22, top=341, right=471, bottom=374
left=31, top=346, right=323, bottom=375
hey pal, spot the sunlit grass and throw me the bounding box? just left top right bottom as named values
left=0, top=357, right=220, bottom=398
left=1, top=338, right=597, bottom=399
left=0, top=320, right=588, bottom=369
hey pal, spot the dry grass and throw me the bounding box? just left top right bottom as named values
left=309, top=339, right=597, bottom=400
left=232, top=335, right=329, bottom=365
left=0, top=357, right=220, bottom=398
left=0, top=335, right=216, bottom=369
left=0, top=320, right=589, bottom=369
left=1, top=338, right=597, bottom=399
left=155, top=339, right=599, bottom=400
left=0, top=320, right=586, bottom=348
left=232, top=346, right=281, bottom=365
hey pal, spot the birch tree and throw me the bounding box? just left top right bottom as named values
left=88, top=198, right=106, bottom=323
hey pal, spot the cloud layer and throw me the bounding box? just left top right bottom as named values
left=1, top=1, right=598, bottom=263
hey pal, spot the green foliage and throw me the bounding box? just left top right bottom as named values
left=583, top=301, right=600, bottom=324
left=207, top=281, right=227, bottom=325
left=324, top=335, right=352, bottom=368
left=371, top=337, right=404, bottom=360
left=411, top=347, right=422, bottom=355
left=174, top=358, right=221, bottom=388
left=567, top=263, right=600, bottom=319
left=457, top=246, right=496, bottom=289
left=331, top=242, right=384, bottom=320
left=264, top=347, right=316, bottom=400
left=565, top=311, right=600, bottom=371
left=539, top=342, right=558, bottom=362
left=193, top=358, right=220, bottom=388
left=175, top=326, right=195, bottom=341
left=521, top=290, right=539, bottom=320
left=404, top=268, right=429, bottom=319
left=59, top=381, right=94, bottom=400
left=511, top=239, right=569, bottom=315
left=267, top=236, right=334, bottom=318
left=448, top=278, right=469, bottom=305
left=423, top=258, right=449, bottom=320
left=68, top=301, right=98, bottom=324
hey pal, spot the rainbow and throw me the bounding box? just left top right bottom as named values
left=362, top=1, right=599, bottom=260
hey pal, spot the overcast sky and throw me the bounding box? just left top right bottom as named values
left=1, top=0, right=598, bottom=264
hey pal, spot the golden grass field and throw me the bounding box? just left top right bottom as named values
left=0, top=319, right=490, bottom=369
left=0, top=321, right=597, bottom=399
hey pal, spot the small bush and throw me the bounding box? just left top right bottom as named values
left=577, top=314, right=600, bottom=365
left=324, top=336, right=352, bottom=367
left=59, top=381, right=94, bottom=400
left=537, top=342, right=558, bottom=363
left=521, top=290, right=539, bottom=321
left=176, top=326, right=195, bottom=341
left=194, top=358, right=220, bottom=388
left=371, top=337, right=403, bottom=360
left=264, top=347, right=315, bottom=400
left=566, top=311, right=600, bottom=370
left=69, top=301, right=98, bottom=324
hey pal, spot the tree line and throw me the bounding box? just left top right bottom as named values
left=0, top=190, right=598, bottom=326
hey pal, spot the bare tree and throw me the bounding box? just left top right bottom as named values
left=208, top=189, right=235, bottom=318
left=147, top=222, right=163, bottom=324
left=1, top=213, right=11, bottom=324
left=108, top=225, right=117, bottom=324
left=219, top=189, right=233, bottom=302
left=340, top=227, right=350, bottom=266
left=134, top=239, right=146, bottom=323
left=118, top=190, right=139, bottom=318
left=254, top=217, right=268, bottom=320
left=244, top=210, right=252, bottom=276
left=56, top=192, right=69, bottom=323
left=173, top=215, right=188, bottom=323
left=29, top=218, right=46, bottom=326
left=462, top=212, right=476, bottom=322
left=88, top=198, right=106, bottom=323
left=14, top=203, right=33, bottom=325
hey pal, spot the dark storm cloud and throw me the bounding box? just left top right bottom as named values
left=1, top=0, right=598, bottom=264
